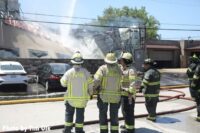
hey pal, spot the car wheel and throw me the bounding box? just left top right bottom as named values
left=45, top=81, right=49, bottom=91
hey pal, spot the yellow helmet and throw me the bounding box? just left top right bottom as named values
left=104, top=52, right=117, bottom=64
left=71, top=51, right=84, bottom=64
left=122, top=52, right=133, bottom=60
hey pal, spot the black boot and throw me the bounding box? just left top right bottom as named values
left=63, top=126, right=72, bottom=133
left=121, top=129, right=135, bottom=133
left=121, top=129, right=128, bottom=133
left=146, top=116, right=156, bottom=122
left=75, top=129, right=85, bottom=133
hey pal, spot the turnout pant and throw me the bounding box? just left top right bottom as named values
left=97, top=96, right=120, bottom=133
left=189, top=80, right=196, bottom=98
left=64, top=102, right=85, bottom=133
left=190, top=88, right=200, bottom=118
left=121, top=96, right=135, bottom=132
left=145, top=97, right=159, bottom=119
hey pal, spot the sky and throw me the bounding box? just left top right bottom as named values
left=18, top=0, right=200, bottom=40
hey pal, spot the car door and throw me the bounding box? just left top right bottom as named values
left=40, top=64, right=47, bottom=85
left=37, top=65, right=44, bottom=83
left=43, top=65, right=51, bottom=83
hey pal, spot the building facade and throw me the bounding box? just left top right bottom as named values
left=146, top=40, right=200, bottom=68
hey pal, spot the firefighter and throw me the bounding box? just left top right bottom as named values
left=60, top=51, right=93, bottom=133
left=120, top=52, right=139, bottom=133
left=94, top=52, right=122, bottom=133
left=140, top=58, right=160, bottom=122
left=191, top=55, right=200, bottom=122
left=187, top=54, right=199, bottom=98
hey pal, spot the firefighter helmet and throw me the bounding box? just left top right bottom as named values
left=71, top=51, right=84, bottom=64
left=104, top=52, right=117, bottom=64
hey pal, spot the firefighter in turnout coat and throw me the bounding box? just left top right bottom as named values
left=94, top=52, right=122, bottom=133
left=140, top=58, right=160, bottom=122
left=120, top=52, right=140, bottom=133
left=60, top=51, right=93, bottom=133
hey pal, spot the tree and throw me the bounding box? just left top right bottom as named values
left=98, top=6, right=160, bottom=40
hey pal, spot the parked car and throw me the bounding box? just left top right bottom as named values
left=0, top=61, right=28, bottom=90
left=36, top=63, right=71, bottom=91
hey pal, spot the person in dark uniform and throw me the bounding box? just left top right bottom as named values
left=140, top=58, right=160, bottom=122
left=190, top=55, right=200, bottom=122
left=187, top=54, right=199, bottom=98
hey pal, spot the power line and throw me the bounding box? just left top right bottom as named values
left=2, top=17, right=200, bottom=32
left=20, top=11, right=200, bottom=27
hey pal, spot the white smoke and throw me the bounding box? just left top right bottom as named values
left=59, top=0, right=104, bottom=59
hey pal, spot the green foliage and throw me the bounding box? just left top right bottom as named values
left=98, top=6, right=160, bottom=40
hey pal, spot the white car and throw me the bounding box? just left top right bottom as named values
left=0, top=61, right=28, bottom=89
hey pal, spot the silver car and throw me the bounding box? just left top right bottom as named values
left=0, top=61, right=28, bottom=90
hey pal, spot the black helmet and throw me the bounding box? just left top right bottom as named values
left=189, top=54, right=200, bottom=63
left=144, top=58, right=154, bottom=66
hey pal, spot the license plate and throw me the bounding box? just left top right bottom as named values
left=10, top=75, right=16, bottom=78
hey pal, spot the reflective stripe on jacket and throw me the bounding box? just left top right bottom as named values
left=142, top=68, right=160, bottom=97
left=186, top=63, right=197, bottom=81
left=121, top=66, right=137, bottom=97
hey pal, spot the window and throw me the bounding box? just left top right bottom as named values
left=0, top=48, right=19, bottom=58
left=1, top=64, right=23, bottom=70
left=51, top=64, right=70, bottom=74
left=28, top=49, right=48, bottom=58
left=56, top=53, right=71, bottom=58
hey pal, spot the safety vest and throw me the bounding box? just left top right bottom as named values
left=60, top=67, right=93, bottom=108
left=121, top=66, right=137, bottom=97
left=95, top=64, right=122, bottom=103
left=142, top=68, right=160, bottom=97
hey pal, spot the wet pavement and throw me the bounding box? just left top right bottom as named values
left=160, top=73, right=188, bottom=86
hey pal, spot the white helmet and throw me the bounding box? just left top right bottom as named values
left=71, top=51, right=84, bottom=65
left=104, top=52, right=117, bottom=64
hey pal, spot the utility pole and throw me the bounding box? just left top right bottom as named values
left=0, top=11, right=4, bottom=46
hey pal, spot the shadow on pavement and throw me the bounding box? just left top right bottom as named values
left=136, top=127, right=162, bottom=133
left=156, top=116, right=181, bottom=124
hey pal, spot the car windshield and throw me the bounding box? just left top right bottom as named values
left=51, top=64, right=70, bottom=74
left=0, top=64, right=23, bottom=70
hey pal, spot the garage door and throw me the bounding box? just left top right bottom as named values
left=149, top=51, right=173, bottom=61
